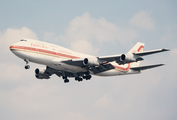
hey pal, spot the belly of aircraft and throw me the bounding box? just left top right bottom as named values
left=49, top=62, right=87, bottom=73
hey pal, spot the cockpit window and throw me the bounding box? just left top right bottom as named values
left=20, top=39, right=27, bottom=41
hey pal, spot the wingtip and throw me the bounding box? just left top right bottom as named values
left=156, top=64, right=165, bottom=67
left=160, top=64, right=165, bottom=66
left=162, top=49, right=170, bottom=51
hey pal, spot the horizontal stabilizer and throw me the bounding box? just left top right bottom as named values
left=130, top=64, right=164, bottom=71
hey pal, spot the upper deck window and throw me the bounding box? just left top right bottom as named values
left=20, top=39, right=27, bottom=41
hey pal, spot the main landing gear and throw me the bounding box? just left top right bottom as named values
left=75, top=76, right=83, bottom=82
left=83, top=75, right=92, bottom=80
left=62, top=74, right=92, bottom=83
left=63, top=76, right=69, bottom=83
left=24, top=59, right=30, bottom=69
left=75, top=75, right=92, bottom=82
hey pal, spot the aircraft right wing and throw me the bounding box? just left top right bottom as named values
left=35, top=66, right=77, bottom=79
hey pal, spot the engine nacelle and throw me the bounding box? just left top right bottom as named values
left=83, top=58, right=99, bottom=66
left=120, top=53, right=136, bottom=63
left=35, top=68, right=46, bottom=75
left=35, top=68, right=50, bottom=79
left=35, top=74, right=50, bottom=79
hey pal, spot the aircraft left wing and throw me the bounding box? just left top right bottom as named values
left=61, top=48, right=169, bottom=67
left=98, top=48, right=169, bottom=65
left=98, top=54, right=121, bottom=63
left=61, top=59, right=85, bottom=67
left=134, top=49, right=169, bottom=56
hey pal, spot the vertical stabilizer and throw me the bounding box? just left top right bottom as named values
left=128, top=42, right=145, bottom=67
left=128, top=42, right=145, bottom=53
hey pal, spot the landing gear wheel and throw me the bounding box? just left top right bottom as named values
left=24, top=59, right=30, bottom=69
left=75, top=77, right=78, bottom=81
left=78, top=77, right=83, bottom=82
left=64, top=79, right=69, bottom=83
left=85, top=75, right=92, bottom=80
left=25, top=65, right=30, bottom=69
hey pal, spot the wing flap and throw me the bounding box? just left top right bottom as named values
left=130, top=64, right=164, bottom=71
left=90, top=64, right=115, bottom=74
left=98, top=54, right=121, bottom=63
left=61, top=59, right=84, bottom=66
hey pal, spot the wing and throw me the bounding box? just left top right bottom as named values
left=61, top=55, right=122, bottom=67
left=58, top=42, right=169, bottom=75
left=90, top=63, right=115, bottom=74
left=98, top=54, right=122, bottom=63
left=35, top=66, right=61, bottom=79
left=61, top=48, right=169, bottom=67
left=134, top=49, right=169, bottom=56
left=61, top=59, right=85, bottom=67
left=35, top=66, right=76, bottom=79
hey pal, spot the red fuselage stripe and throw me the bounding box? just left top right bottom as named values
left=10, top=45, right=80, bottom=59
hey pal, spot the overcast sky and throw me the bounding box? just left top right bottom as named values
left=0, top=0, right=177, bottom=120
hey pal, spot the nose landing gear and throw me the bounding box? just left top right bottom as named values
left=25, top=65, right=30, bottom=69
left=24, top=59, right=30, bottom=69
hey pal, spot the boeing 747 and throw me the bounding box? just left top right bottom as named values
left=10, top=38, right=169, bottom=83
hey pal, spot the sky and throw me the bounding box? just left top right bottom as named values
left=0, top=0, right=177, bottom=120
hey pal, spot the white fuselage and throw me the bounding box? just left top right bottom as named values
left=10, top=39, right=140, bottom=76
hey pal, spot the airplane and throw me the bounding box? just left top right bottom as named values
left=10, top=38, right=169, bottom=83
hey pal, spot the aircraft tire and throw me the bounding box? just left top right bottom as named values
left=64, top=79, right=69, bottom=83
left=25, top=65, right=30, bottom=69
left=78, top=78, right=83, bottom=82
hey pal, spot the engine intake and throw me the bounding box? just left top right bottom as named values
left=35, top=68, right=50, bottom=79
left=83, top=58, right=99, bottom=66
left=35, top=68, right=46, bottom=75
left=120, top=54, right=136, bottom=63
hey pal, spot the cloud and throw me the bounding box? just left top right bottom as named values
left=62, top=112, right=87, bottom=120
left=94, top=94, right=113, bottom=108
left=0, top=63, right=26, bottom=81
left=0, top=27, right=38, bottom=46
left=43, top=32, right=59, bottom=43
left=0, top=27, right=38, bottom=55
left=0, top=27, right=38, bottom=80
left=170, top=48, right=177, bottom=58
left=129, top=11, right=156, bottom=31
left=0, top=16, right=176, bottom=120
left=60, top=12, right=139, bottom=54
left=70, top=40, right=98, bottom=55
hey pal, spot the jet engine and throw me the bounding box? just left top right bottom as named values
left=120, top=53, right=136, bottom=63
left=83, top=58, right=99, bottom=66
left=35, top=68, right=50, bottom=79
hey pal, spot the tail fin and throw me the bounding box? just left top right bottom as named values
left=128, top=42, right=145, bottom=53
left=128, top=42, right=145, bottom=67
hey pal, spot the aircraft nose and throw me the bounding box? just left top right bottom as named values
left=10, top=45, right=13, bottom=51
left=9, top=45, right=16, bottom=52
